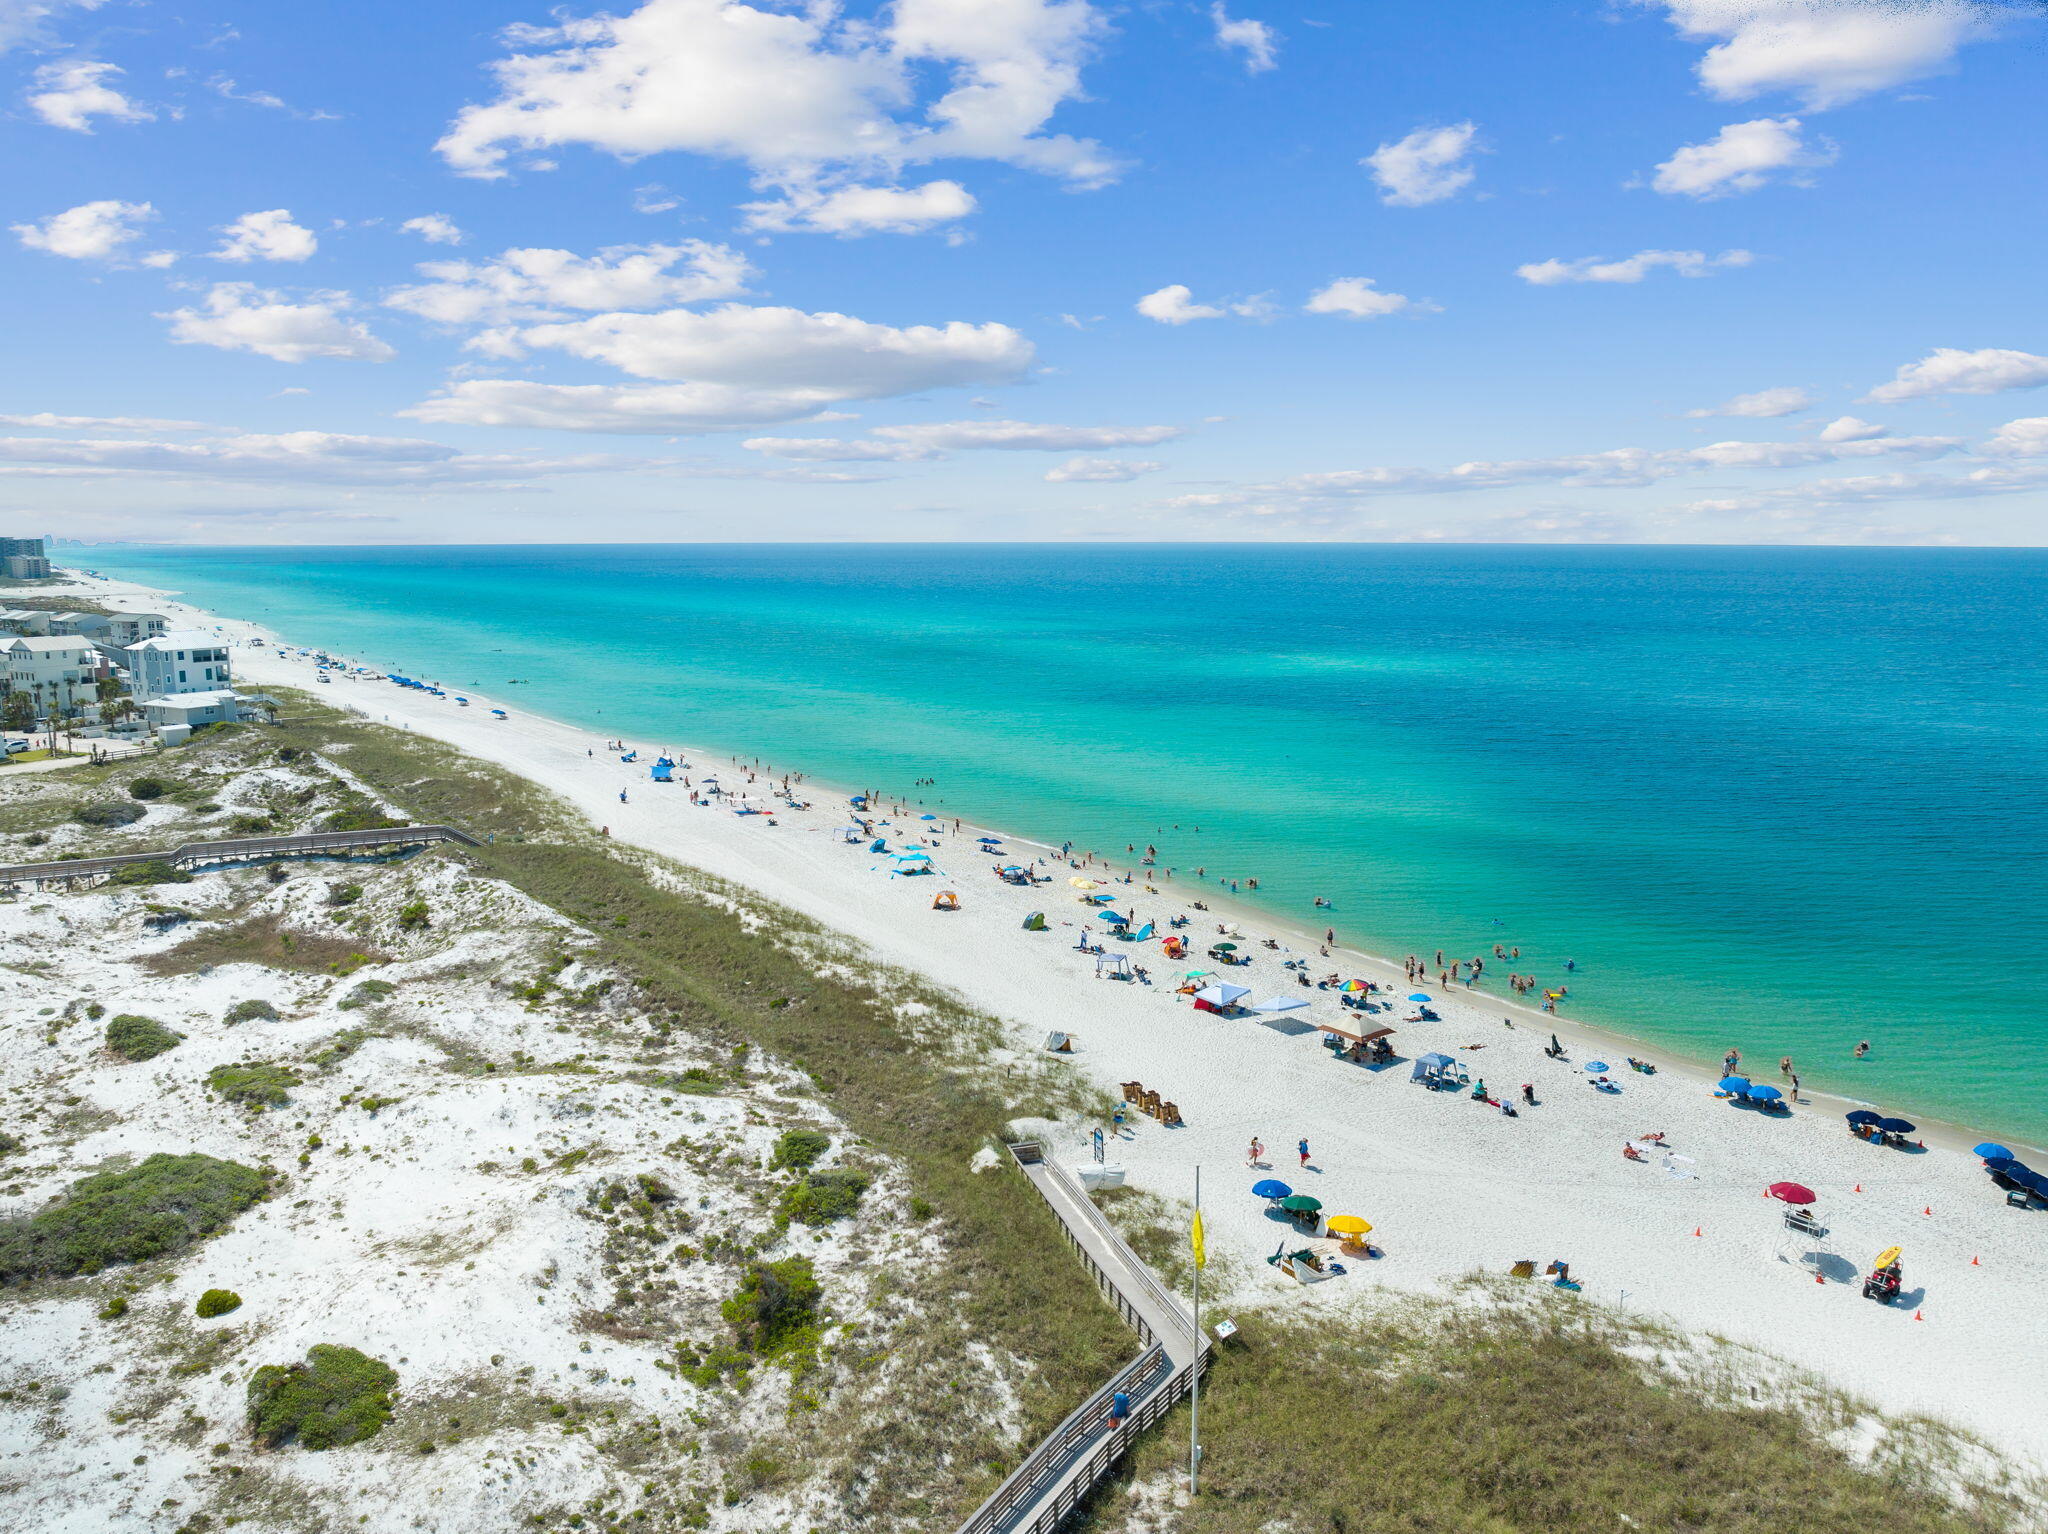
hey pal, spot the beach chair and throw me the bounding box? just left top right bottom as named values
left=1159, top=1100, right=1183, bottom=1127
left=1122, top=1081, right=1143, bottom=1103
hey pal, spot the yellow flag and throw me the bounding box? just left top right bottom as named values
left=1190, top=1209, right=1207, bottom=1270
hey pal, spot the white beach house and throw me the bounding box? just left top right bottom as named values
left=4, top=634, right=100, bottom=720
left=140, top=689, right=242, bottom=743
left=46, top=611, right=112, bottom=642
left=101, top=611, right=168, bottom=647
left=125, top=630, right=232, bottom=700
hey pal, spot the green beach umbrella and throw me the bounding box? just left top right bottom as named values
left=1280, top=1194, right=1322, bottom=1213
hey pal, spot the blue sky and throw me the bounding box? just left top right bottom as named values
left=3, top=0, right=2046, bottom=544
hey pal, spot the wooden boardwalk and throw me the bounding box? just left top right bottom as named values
left=955, top=1143, right=1208, bottom=1534
left=0, top=824, right=479, bottom=889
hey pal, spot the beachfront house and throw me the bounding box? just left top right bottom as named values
left=46, top=611, right=112, bottom=642
left=4, top=634, right=99, bottom=724
left=102, top=611, right=168, bottom=647
left=140, top=689, right=242, bottom=743
left=0, top=608, right=54, bottom=635
left=126, top=630, right=232, bottom=700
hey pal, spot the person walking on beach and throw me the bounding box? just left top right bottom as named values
left=1789, top=1071, right=1802, bottom=1101
left=1298, top=1138, right=1311, bottom=1169
left=1247, top=1136, right=1263, bottom=1167
left=619, top=789, right=628, bottom=804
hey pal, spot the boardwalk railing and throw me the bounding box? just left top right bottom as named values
left=0, top=824, right=479, bottom=887
left=954, top=1142, right=1208, bottom=1534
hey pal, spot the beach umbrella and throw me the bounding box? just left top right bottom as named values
left=1718, top=1076, right=1752, bottom=1095
left=1973, top=1142, right=2015, bottom=1161
left=1408, top=993, right=1431, bottom=1002
left=1280, top=1194, right=1322, bottom=1213
left=1252, top=1179, right=1292, bottom=1200
left=1070, top=877, right=1100, bottom=889
left=1845, top=1110, right=1882, bottom=1126
left=1251, top=996, right=1310, bottom=1014
left=1584, top=1061, right=1610, bottom=1074
left=1325, top=1215, right=1372, bottom=1236
left=1341, top=980, right=1368, bottom=992
left=1876, top=1116, right=1917, bottom=1134
left=1747, top=1083, right=1784, bottom=1102
left=1982, top=1156, right=2021, bottom=1174
left=920, top=813, right=937, bottom=820
left=1766, top=1182, right=1817, bottom=1206
left=1213, top=942, right=1238, bottom=951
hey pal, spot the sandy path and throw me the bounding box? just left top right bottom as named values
left=78, top=576, right=2048, bottom=1475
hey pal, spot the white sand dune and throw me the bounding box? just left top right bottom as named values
left=76, top=576, right=2048, bottom=1477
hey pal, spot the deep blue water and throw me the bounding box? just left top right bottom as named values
left=77, top=543, right=2048, bottom=1144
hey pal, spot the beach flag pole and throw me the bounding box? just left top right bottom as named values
left=1190, top=1166, right=1204, bottom=1496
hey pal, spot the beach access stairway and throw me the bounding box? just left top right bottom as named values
left=956, top=1143, right=1208, bottom=1534
left=0, top=824, right=479, bottom=888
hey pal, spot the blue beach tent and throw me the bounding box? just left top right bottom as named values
left=652, top=757, right=673, bottom=782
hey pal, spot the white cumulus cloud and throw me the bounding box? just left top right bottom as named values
left=212, top=209, right=319, bottom=264
left=0, top=411, right=206, bottom=431
left=1817, top=415, right=1886, bottom=441
left=434, top=0, right=1118, bottom=233
left=1364, top=122, right=1480, bottom=207
left=875, top=419, right=1181, bottom=451
left=1516, top=248, right=1754, bottom=285
left=401, top=214, right=465, bottom=246
left=27, top=59, right=150, bottom=131
left=740, top=436, right=935, bottom=461
left=1636, top=0, right=1992, bottom=110
left=1651, top=116, right=1835, bottom=198
left=1982, top=417, right=2048, bottom=456
left=162, top=284, right=395, bottom=364
left=1210, top=3, right=1277, bottom=72
left=385, top=242, right=753, bottom=326
left=1136, top=284, right=1222, bottom=324
left=0, top=428, right=637, bottom=487
left=1687, top=385, right=1813, bottom=418
left=1, top=2, right=108, bottom=55
left=1304, top=277, right=1424, bottom=320
left=12, top=198, right=155, bottom=262
left=401, top=380, right=850, bottom=434
left=741, top=179, right=976, bottom=236
left=1864, top=346, right=2048, bottom=403
left=1044, top=456, right=1162, bottom=482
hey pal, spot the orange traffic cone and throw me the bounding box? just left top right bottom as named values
left=1923, top=1206, right=1932, bottom=1216
left=1692, top=1226, right=1703, bottom=1237
left=1852, top=1183, right=1862, bottom=1193
left=1971, top=1255, right=1980, bottom=1266
left=1814, top=1271, right=1825, bottom=1285
left=1913, top=1309, right=1924, bottom=1321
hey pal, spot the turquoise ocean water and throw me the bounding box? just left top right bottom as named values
left=76, top=544, right=2048, bottom=1145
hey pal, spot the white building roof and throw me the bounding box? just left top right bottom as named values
left=6, top=635, right=96, bottom=654
left=129, top=629, right=226, bottom=652
left=141, top=689, right=240, bottom=713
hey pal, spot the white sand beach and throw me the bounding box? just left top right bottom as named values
left=52, top=574, right=2048, bottom=1479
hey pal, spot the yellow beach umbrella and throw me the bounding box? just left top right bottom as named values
left=1069, top=877, right=1101, bottom=889
left=1326, top=1215, right=1372, bottom=1236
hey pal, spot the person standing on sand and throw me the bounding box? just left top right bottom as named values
left=1298, top=1138, right=1310, bottom=1169
left=1790, top=1072, right=1802, bottom=1100
left=1723, top=1049, right=1740, bottom=1076
left=1247, top=1137, right=1263, bottom=1167
left=1325, top=927, right=1336, bottom=945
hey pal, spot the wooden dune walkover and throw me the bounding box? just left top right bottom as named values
left=956, top=1143, right=1209, bottom=1534
left=0, top=824, right=479, bottom=889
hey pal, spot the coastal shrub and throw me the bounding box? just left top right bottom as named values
left=142, top=917, right=384, bottom=977
left=74, top=800, right=145, bottom=828
left=396, top=900, right=429, bottom=930
left=0, top=1152, right=270, bottom=1281
left=320, top=800, right=404, bottom=834
left=105, top=1014, right=185, bottom=1062
left=195, top=1288, right=242, bottom=1319
left=127, top=777, right=171, bottom=801
left=206, top=1061, right=300, bottom=1109
left=339, top=979, right=396, bottom=1011
left=326, top=882, right=363, bottom=907
left=769, top=1129, right=830, bottom=1173
left=309, top=1027, right=377, bottom=1070
left=100, top=1295, right=130, bottom=1319
left=229, top=814, right=272, bottom=834
left=779, top=1168, right=869, bottom=1227
left=0, top=1130, right=21, bottom=1156
left=85, top=1002, right=104, bottom=1020
left=246, top=1345, right=398, bottom=1450
left=721, top=1257, right=821, bottom=1356
left=224, top=999, right=279, bottom=1025
left=109, top=860, right=191, bottom=888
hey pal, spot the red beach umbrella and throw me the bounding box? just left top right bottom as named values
left=1766, top=1181, right=1817, bottom=1206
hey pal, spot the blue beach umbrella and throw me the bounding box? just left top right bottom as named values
left=1719, top=1076, right=1752, bottom=1095
left=1982, top=1156, right=2021, bottom=1174
left=920, top=813, right=937, bottom=820
left=1877, top=1116, right=1917, bottom=1135
left=1973, top=1142, right=2015, bottom=1161
left=1408, top=993, right=1432, bottom=1002
left=1252, top=1179, right=1293, bottom=1200
left=1584, top=1061, right=1610, bottom=1074
left=1747, top=1083, right=1783, bottom=1102
left=1845, top=1110, right=1882, bottom=1126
